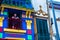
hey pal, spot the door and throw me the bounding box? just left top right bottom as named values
left=36, top=18, right=50, bottom=40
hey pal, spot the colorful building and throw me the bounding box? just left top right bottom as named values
left=0, top=0, right=35, bottom=40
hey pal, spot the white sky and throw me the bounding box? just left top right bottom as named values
left=32, top=0, right=60, bottom=11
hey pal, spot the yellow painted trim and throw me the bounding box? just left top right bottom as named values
left=26, top=11, right=28, bottom=18
left=1, top=4, right=34, bottom=12
left=26, top=11, right=31, bottom=18
left=4, top=28, right=26, bottom=33
left=26, top=20, right=32, bottom=29
left=0, top=17, right=4, bottom=27
left=34, top=17, right=37, bottom=34
left=0, top=17, right=4, bottom=20
left=29, top=11, right=31, bottom=18
left=1, top=7, right=4, bottom=14
left=5, top=37, right=25, bottom=40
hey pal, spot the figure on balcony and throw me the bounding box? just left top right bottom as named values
left=8, top=14, right=22, bottom=29
left=12, top=14, right=19, bottom=19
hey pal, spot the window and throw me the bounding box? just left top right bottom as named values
left=4, top=0, right=8, bottom=4
left=8, top=0, right=11, bottom=4
left=4, top=8, right=22, bottom=30
left=16, top=2, right=19, bottom=6
left=12, top=1, right=16, bottom=5
left=20, top=2, right=23, bottom=6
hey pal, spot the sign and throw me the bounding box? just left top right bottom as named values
left=2, top=0, right=33, bottom=9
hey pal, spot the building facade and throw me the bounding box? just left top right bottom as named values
left=0, top=0, right=35, bottom=40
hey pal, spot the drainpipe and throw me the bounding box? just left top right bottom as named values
left=50, top=0, right=59, bottom=40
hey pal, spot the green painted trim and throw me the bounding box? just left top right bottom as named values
left=0, top=33, right=3, bottom=38
left=28, top=35, right=32, bottom=39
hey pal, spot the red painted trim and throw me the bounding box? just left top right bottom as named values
left=0, top=27, right=3, bottom=32
left=27, top=30, right=32, bottom=34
